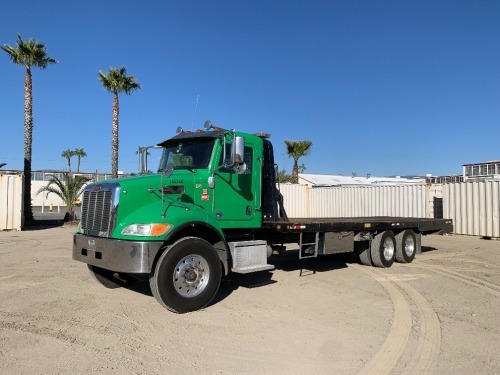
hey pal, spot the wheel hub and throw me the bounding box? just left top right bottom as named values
left=185, top=269, right=198, bottom=282
left=383, top=238, right=395, bottom=261
left=404, top=237, right=415, bottom=257
left=173, top=255, right=210, bottom=298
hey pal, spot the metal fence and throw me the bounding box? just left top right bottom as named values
left=3, top=174, right=500, bottom=237
left=279, top=182, right=500, bottom=238
left=443, top=181, right=500, bottom=238
left=278, top=183, right=429, bottom=219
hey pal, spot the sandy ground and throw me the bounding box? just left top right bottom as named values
left=1, top=225, right=499, bottom=375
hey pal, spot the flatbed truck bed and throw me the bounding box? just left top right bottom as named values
left=265, top=216, right=453, bottom=235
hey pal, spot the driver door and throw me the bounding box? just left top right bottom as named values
left=213, top=143, right=261, bottom=229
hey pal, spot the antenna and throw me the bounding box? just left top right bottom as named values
left=191, top=94, right=200, bottom=128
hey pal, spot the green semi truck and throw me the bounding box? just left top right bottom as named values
left=73, top=121, right=452, bottom=313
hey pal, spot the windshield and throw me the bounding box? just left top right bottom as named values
left=158, top=139, right=215, bottom=171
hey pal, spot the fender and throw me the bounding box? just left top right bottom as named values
left=164, top=220, right=229, bottom=275
left=114, top=200, right=211, bottom=239
left=122, top=202, right=230, bottom=275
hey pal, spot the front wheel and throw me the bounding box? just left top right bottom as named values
left=150, top=237, right=222, bottom=313
left=88, top=265, right=137, bottom=289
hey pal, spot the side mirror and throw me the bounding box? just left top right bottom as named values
left=163, top=162, right=174, bottom=178
left=234, top=162, right=247, bottom=175
left=231, top=136, right=245, bottom=165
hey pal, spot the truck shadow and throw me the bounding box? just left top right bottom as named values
left=270, top=249, right=353, bottom=273
left=421, top=246, right=438, bottom=253
left=126, top=251, right=358, bottom=308
left=22, top=220, right=65, bottom=231
left=211, top=250, right=354, bottom=307
left=127, top=280, right=154, bottom=297
left=211, top=272, right=277, bottom=306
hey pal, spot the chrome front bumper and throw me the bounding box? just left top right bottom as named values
left=72, top=234, right=163, bottom=273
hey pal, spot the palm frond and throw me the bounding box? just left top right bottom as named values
left=36, top=173, right=90, bottom=214
left=2, top=34, right=58, bottom=69
left=98, top=66, right=141, bottom=95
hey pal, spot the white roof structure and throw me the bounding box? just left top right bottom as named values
left=298, top=173, right=425, bottom=187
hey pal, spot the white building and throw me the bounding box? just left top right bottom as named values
left=298, top=173, right=425, bottom=187
left=463, top=161, right=500, bottom=181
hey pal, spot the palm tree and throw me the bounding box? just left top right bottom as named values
left=98, top=67, right=141, bottom=178
left=276, top=169, right=292, bottom=183
left=2, top=34, right=57, bottom=225
left=284, top=140, right=312, bottom=184
left=74, top=148, right=87, bottom=172
left=37, top=173, right=90, bottom=222
left=61, top=149, right=75, bottom=172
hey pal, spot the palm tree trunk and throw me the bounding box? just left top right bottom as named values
left=77, top=157, right=81, bottom=173
left=23, top=67, right=34, bottom=225
left=111, top=93, right=119, bottom=178
left=292, top=159, right=299, bottom=184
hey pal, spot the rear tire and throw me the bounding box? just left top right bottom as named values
left=88, top=265, right=137, bottom=289
left=395, top=230, right=417, bottom=263
left=355, top=241, right=373, bottom=266
left=370, top=231, right=396, bottom=268
left=150, top=237, right=222, bottom=313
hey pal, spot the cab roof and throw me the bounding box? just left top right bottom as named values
left=157, top=129, right=225, bottom=147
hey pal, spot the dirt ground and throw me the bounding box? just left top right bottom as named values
left=1, top=225, right=499, bottom=375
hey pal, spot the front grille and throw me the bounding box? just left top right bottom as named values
left=80, top=184, right=119, bottom=237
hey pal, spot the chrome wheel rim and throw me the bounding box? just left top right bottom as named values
left=173, top=254, right=210, bottom=298
left=383, top=238, right=395, bottom=261
left=404, top=236, right=415, bottom=257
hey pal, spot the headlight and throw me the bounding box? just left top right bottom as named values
left=121, top=223, right=171, bottom=237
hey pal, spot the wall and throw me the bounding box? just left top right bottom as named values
left=0, top=177, right=89, bottom=230
left=0, top=174, right=23, bottom=231
left=7, top=177, right=500, bottom=237
left=278, top=183, right=429, bottom=219
left=443, top=181, right=500, bottom=238
left=280, top=182, right=500, bottom=238
left=31, top=181, right=66, bottom=207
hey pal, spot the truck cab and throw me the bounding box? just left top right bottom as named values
left=73, top=122, right=277, bottom=313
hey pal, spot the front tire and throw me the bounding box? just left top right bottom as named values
left=150, top=237, right=222, bottom=313
left=370, top=231, right=396, bottom=268
left=88, top=265, right=137, bottom=289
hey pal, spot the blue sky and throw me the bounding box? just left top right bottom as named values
left=1, top=0, right=499, bottom=177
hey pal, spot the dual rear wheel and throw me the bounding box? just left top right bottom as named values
left=357, top=230, right=417, bottom=268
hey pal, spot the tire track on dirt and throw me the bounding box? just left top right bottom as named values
left=419, top=250, right=470, bottom=260
left=451, top=258, right=500, bottom=268
left=395, top=277, right=441, bottom=374
left=354, top=265, right=412, bottom=375
left=0, top=307, right=160, bottom=374
left=353, top=265, right=442, bottom=375
left=0, top=239, right=42, bottom=255
left=413, top=261, right=500, bottom=297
